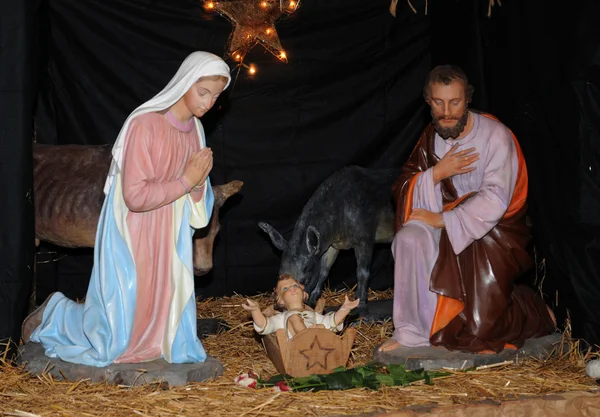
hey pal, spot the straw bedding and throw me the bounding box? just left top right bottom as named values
left=1, top=289, right=598, bottom=416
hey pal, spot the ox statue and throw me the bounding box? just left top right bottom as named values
left=33, top=143, right=243, bottom=276
left=259, top=165, right=400, bottom=312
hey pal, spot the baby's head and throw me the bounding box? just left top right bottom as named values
left=273, top=274, right=308, bottom=311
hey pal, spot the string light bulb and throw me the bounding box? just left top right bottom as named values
left=248, top=65, right=257, bottom=75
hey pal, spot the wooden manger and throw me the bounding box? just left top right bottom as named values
left=262, top=326, right=357, bottom=377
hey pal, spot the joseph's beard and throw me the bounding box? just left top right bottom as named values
left=432, top=110, right=469, bottom=139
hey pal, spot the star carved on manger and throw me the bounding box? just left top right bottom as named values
left=203, top=0, right=300, bottom=64
left=299, top=336, right=335, bottom=371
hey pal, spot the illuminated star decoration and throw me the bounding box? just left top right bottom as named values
left=204, top=0, right=300, bottom=73
left=299, top=336, right=335, bottom=371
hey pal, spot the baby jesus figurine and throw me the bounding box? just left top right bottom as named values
left=243, top=274, right=360, bottom=339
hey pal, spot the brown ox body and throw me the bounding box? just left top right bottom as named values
left=33, top=143, right=242, bottom=275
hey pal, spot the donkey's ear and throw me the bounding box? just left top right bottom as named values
left=306, top=225, right=320, bottom=256
left=259, top=222, right=288, bottom=251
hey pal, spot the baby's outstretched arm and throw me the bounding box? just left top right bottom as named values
left=334, top=295, right=360, bottom=326
left=242, top=299, right=266, bottom=329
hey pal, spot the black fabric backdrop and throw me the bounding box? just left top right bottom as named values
left=0, top=0, right=39, bottom=357
left=2, top=0, right=599, bottom=350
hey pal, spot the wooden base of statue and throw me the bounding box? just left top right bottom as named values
left=262, top=327, right=357, bottom=378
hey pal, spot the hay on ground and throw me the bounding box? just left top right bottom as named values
left=1, top=289, right=598, bottom=417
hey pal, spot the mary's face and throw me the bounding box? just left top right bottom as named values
left=183, top=78, right=227, bottom=118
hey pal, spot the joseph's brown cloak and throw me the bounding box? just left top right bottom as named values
left=392, top=113, right=555, bottom=353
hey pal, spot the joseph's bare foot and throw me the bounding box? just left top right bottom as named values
left=378, top=339, right=402, bottom=352
left=547, top=305, right=557, bottom=327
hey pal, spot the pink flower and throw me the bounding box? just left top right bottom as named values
left=274, top=381, right=290, bottom=392
left=234, top=373, right=257, bottom=389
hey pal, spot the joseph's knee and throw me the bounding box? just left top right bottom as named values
left=393, top=222, right=432, bottom=252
